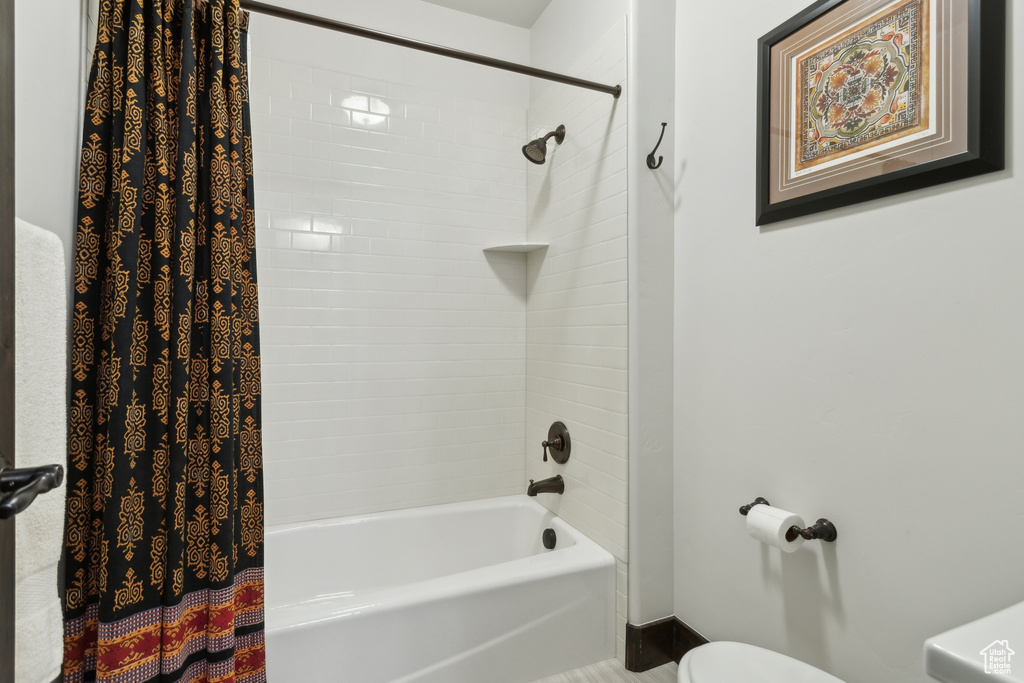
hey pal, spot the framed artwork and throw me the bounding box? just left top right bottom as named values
left=755, top=0, right=1005, bottom=226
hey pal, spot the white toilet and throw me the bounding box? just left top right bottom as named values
left=678, top=641, right=845, bottom=683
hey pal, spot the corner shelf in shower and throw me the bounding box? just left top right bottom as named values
left=482, top=242, right=548, bottom=253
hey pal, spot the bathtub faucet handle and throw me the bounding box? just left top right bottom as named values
left=541, top=421, right=571, bottom=464
left=541, top=436, right=561, bottom=462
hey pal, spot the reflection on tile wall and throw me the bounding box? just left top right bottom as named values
left=524, top=19, right=629, bottom=659
left=249, top=16, right=530, bottom=524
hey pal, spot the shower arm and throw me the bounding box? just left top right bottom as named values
left=239, top=0, right=622, bottom=99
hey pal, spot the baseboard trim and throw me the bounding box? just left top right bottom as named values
left=624, top=617, right=709, bottom=673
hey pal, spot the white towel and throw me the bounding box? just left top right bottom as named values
left=14, top=218, right=67, bottom=683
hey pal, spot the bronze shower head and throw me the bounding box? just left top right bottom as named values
left=522, top=125, right=565, bottom=165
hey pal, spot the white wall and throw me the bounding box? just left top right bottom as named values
left=674, top=1, right=1024, bottom=681
left=250, top=7, right=533, bottom=523
left=626, top=0, right=676, bottom=629
left=526, top=13, right=629, bottom=660
left=533, top=0, right=680, bottom=638
left=14, top=0, right=88, bottom=277
left=529, top=0, right=627, bottom=102
left=265, top=0, right=529, bottom=67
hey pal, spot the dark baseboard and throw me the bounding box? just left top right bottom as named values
left=624, top=616, right=709, bottom=673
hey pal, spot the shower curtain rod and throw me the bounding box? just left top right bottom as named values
left=239, top=0, right=622, bottom=98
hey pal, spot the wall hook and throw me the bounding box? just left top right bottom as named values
left=646, top=122, right=667, bottom=169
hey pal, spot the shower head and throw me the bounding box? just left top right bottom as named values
left=522, top=125, right=565, bottom=165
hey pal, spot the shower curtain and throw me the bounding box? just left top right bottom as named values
left=63, top=1, right=266, bottom=681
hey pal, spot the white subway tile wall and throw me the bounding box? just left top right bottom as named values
left=249, top=15, right=531, bottom=523
left=524, top=20, right=629, bottom=659
left=249, top=10, right=630, bottom=658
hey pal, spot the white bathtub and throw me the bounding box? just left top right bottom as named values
left=265, top=495, right=615, bottom=682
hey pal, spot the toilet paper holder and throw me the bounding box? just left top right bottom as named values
left=739, top=497, right=838, bottom=543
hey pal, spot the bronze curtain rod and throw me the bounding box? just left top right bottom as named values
left=239, top=0, right=622, bottom=98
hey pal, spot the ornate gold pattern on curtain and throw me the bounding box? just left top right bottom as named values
left=63, top=0, right=266, bottom=681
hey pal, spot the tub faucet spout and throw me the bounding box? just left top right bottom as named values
left=527, top=475, right=564, bottom=496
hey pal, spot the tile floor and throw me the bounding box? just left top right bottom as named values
left=531, top=659, right=678, bottom=683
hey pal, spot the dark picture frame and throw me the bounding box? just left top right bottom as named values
left=755, top=0, right=1005, bottom=226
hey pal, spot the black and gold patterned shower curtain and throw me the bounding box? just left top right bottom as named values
left=63, top=1, right=266, bottom=681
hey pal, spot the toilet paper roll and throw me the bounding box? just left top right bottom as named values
left=746, top=504, right=805, bottom=552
